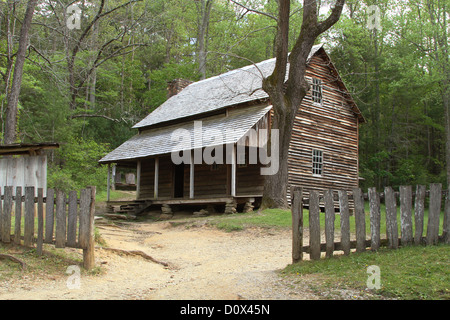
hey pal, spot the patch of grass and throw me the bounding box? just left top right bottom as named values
left=283, top=244, right=450, bottom=300
left=0, top=243, right=87, bottom=283
left=207, top=209, right=292, bottom=232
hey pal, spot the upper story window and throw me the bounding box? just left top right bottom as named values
left=312, top=78, right=323, bottom=104
left=312, top=149, right=324, bottom=176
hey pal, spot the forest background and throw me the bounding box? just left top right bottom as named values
left=0, top=0, right=448, bottom=193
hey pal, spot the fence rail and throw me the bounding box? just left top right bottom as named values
left=291, top=184, right=450, bottom=263
left=0, top=186, right=96, bottom=269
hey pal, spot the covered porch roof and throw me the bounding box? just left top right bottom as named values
left=99, top=104, right=272, bottom=164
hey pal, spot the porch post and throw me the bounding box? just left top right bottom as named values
left=107, top=163, right=111, bottom=201
left=136, top=160, right=141, bottom=199
left=231, top=144, right=236, bottom=197
left=190, top=151, right=194, bottom=199
left=154, top=157, right=159, bottom=199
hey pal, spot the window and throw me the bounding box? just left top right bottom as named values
left=312, top=150, right=324, bottom=176
left=312, top=78, right=323, bottom=104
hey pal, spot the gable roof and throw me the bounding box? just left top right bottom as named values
left=133, top=44, right=330, bottom=130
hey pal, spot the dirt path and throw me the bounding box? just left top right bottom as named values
left=0, top=219, right=319, bottom=300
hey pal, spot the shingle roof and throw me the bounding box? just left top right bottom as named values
left=99, top=104, right=272, bottom=163
left=133, top=45, right=324, bottom=129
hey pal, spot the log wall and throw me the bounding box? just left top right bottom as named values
left=288, top=52, right=360, bottom=202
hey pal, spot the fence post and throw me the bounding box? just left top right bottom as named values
left=400, top=185, right=413, bottom=246
left=82, top=186, right=96, bottom=270
left=427, top=183, right=441, bottom=245
left=36, top=188, right=44, bottom=255
left=444, top=191, right=450, bottom=244
left=368, top=187, right=381, bottom=251
left=414, top=185, right=426, bottom=245
left=67, top=190, right=78, bottom=248
left=309, top=190, right=321, bottom=260
left=353, top=188, right=366, bottom=253
left=291, top=186, right=303, bottom=263
left=384, top=186, right=398, bottom=249
left=55, top=190, right=66, bottom=248
left=2, top=186, right=13, bottom=243
left=14, top=186, right=22, bottom=245
left=324, top=189, right=335, bottom=258
left=45, top=189, right=55, bottom=244
left=338, top=190, right=350, bottom=256
left=24, top=186, right=35, bottom=247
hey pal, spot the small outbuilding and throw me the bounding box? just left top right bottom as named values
left=0, top=142, right=59, bottom=195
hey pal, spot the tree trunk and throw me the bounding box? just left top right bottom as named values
left=260, top=0, right=345, bottom=209
left=4, top=0, right=38, bottom=144
left=197, top=0, right=213, bottom=80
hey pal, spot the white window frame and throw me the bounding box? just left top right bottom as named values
left=312, top=78, right=323, bottom=105
left=312, top=149, right=324, bottom=177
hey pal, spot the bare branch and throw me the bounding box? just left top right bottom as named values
left=229, top=0, right=278, bottom=21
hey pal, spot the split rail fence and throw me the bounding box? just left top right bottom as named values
left=0, top=186, right=96, bottom=269
left=291, top=184, right=450, bottom=263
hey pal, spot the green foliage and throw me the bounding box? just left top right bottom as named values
left=48, top=138, right=109, bottom=192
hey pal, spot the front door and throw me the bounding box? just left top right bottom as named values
left=173, top=164, right=184, bottom=198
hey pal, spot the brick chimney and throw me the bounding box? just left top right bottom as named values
left=167, top=79, right=193, bottom=98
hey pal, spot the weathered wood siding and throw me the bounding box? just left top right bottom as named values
left=288, top=53, right=359, bottom=200
left=0, top=155, right=47, bottom=196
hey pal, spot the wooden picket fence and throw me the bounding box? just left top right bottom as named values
left=291, top=184, right=450, bottom=263
left=0, top=186, right=96, bottom=269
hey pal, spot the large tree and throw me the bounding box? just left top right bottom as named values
left=4, top=0, right=38, bottom=144
left=257, top=0, right=346, bottom=208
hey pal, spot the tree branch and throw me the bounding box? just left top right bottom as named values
left=317, top=0, right=346, bottom=34
left=229, top=0, right=278, bottom=21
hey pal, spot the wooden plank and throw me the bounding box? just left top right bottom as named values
left=82, top=186, right=96, bottom=270
left=55, top=190, right=66, bottom=248
left=427, top=183, right=441, bottom=245
left=445, top=192, right=450, bottom=244
left=309, top=190, right=321, bottom=260
left=2, top=186, right=12, bottom=243
left=384, top=186, right=398, bottom=249
left=14, top=186, right=22, bottom=245
left=24, top=186, right=35, bottom=247
left=338, top=190, right=350, bottom=255
left=414, top=185, right=426, bottom=245
left=36, top=188, right=44, bottom=255
left=324, top=189, right=335, bottom=258
left=67, top=190, right=78, bottom=247
left=44, top=188, right=55, bottom=244
left=78, top=188, right=91, bottom=249
left=368, top=187, right=381, bottom=251
left=291, top=186, right=303, bottom=263
left=400, top=185, right=413, bottom=246
left=353, top=188, right=366, bottom=252
left=0, top=188, right=2, bottom=242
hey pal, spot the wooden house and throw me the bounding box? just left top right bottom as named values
left=99, top=44, right=364, bottom=215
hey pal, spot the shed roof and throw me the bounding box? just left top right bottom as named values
left=133, top=45, right=325, bottom=130
left=0, top=142, right=59, bottom=156
left=99, top=104, right=271, bottom=164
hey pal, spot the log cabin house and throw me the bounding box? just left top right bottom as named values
left=99, top=44, right=365, bottom=215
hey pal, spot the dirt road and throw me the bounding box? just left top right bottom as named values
left=0, top=219, right=319, bottom=300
